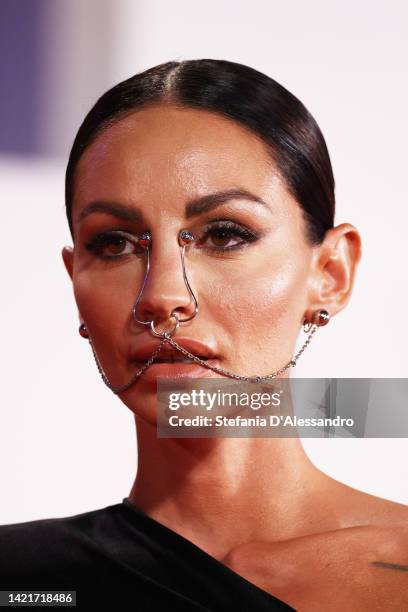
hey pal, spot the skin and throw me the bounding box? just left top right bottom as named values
left=62, top=104, right=408, bottom=610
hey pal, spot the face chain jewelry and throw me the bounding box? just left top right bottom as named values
left=80, top=229, right=330, bottom=394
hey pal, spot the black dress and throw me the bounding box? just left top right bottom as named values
left=0, top=497, right=294, bottom=610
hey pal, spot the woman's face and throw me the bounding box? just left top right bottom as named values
left=63, top=104, right=319, bottom=421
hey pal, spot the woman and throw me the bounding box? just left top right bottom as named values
left=1, top=59, right=407, bottom=610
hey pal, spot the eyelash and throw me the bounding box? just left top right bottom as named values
left=84, top=220, right=259, bottom=260
left=84, top=231, right=145, bottom=260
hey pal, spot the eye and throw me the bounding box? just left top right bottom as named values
left=196, top=220, right=259, bottom=253
left=84, top=230, right=145, bottom=260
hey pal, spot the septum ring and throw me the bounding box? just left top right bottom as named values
left=132, top=229, right=198, bottom=337
left=150, top=313, right=180, bottom=338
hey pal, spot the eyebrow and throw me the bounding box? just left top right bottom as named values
left=76, top=188, right=271, bottom=224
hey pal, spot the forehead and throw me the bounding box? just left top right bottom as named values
left=72, top=104, right=285, bottom=217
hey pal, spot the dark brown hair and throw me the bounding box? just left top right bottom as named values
left=65, top=59, right=335, bottom=244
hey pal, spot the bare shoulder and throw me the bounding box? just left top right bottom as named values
left=222, top=489, right=408, bottom=611
left=225, top=524, right=408, bottom=611
left=335, top=481, right=408, bottom=544
left=357, top=488, right=408, bottom=525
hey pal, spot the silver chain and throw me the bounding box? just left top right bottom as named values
left=164, top=325, right=318, bottom=382
left=85, top=228, right=320, bottom=393
left=86, top=324, right=318, bottom=394
left=88, top=335, right=168, bottom=394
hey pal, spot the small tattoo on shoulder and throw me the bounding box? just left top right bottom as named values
left=372, top=561, right=408, bottom=572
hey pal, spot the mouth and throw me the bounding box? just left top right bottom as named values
left=135, top=356, right=209, bottom=364
left=129, top=338, right=220, bottom=382
left=132, top=354, right=215, bottom=368
left=131, top=355, right=220, bottom=382
left=130, top=338, right=218, bottom=365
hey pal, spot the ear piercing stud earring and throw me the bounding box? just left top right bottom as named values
left=303, top=309, right=330, bottom=333
left=79, top=322, right=89, bottom=338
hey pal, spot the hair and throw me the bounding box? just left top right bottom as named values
left=65, top=58, right=335, bottom=244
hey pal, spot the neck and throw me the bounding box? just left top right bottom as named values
left=128, top=416, right=338, bottom=559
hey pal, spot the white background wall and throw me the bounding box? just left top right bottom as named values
left=0, top=0, right=407, bottom=523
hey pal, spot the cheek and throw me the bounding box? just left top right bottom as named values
left=211, top=254, right=308, bottom=371
left=72, top=270, right=129, bottom=338
left=211, top=255, right=307, bottom=334
left=256, top=260, right=304, bottom=326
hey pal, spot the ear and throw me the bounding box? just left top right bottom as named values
left=306, top=223, right=362, bottom=320
left=61, top=246, right=85, bottom=327
left=61, top=245, right=74, bottom=281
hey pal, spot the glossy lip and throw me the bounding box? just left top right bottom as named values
left=129, top=337, right=218, bottom=362
left=131, top=359, right=222, bottom=383
left=129, top=337, right=221, bottom=384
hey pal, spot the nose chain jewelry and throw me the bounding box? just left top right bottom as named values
left=82, top=229, right=330, bottom=394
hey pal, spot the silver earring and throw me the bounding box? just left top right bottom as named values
left=303, top=309, right=330, bottom=333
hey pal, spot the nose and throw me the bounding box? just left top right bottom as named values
left=132, top=232, right=197, bottom=330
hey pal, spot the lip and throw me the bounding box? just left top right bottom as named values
left=129, top=337, right=220, bottom=383
left=129, top=337, right=218, bottom=362
left=131, top=359, right=222, bottom=383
